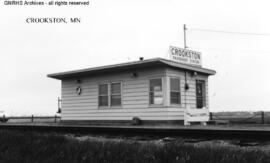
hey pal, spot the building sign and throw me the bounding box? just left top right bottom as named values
left=169, top=46, right=202, bottom=66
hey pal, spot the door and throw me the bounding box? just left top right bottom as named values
left=196, top=80, right=206, bottom=109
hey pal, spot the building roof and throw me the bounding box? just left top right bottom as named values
left=47, top=58, right=216, bottom=80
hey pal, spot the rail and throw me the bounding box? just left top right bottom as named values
left=0, top=124, right=270, bottom=140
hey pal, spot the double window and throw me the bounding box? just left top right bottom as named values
left=170, top=78, right=181, bottom=104
left=98, top=82, right=121, bottom=107
left=149, top=78, right=163, bottom=105
left=196, top=80, right=206, bottom=108
left=149, top=78, right=181, bottom=105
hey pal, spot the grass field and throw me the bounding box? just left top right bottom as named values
left=0, top=130, right=270, bottom=163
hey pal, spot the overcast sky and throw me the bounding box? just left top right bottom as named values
left=1, top=0, right=270, bottom=115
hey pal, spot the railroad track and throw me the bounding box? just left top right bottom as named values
left=0, top=123, right=269, bottom=140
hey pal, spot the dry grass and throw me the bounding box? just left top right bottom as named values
left=0, top=130, right=269, bottom=163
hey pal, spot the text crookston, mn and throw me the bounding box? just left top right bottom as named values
left=26, top=17, right=81, bottom=24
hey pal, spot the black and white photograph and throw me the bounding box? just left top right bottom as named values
left=1, top=0, right=270, bottom=162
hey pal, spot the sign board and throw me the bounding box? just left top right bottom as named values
left=184, top=106, right=209, bottom=125
left=169, top=46, right=202, bottom=66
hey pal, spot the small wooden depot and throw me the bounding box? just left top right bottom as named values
left=48, top=46, right=216, bottom=125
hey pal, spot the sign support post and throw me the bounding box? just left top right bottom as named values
left=184, top=24, right=187, bottom=49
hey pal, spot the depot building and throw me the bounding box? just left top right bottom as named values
left=48, top=46, right=216, bottom=125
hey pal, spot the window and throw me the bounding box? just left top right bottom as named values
left=196, top=80, right=206, bottom=108
left=111, top=83, right=121, bottom=106
left=149, top=78, right=163, bottom=105
left=98, top=82, right=122, bottom=107
left=170, top=78, right=180, bottom=104
left=98, top=84, right=108, bottom=106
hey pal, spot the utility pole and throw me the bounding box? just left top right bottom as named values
left=183, top=24, right=187, bottom=49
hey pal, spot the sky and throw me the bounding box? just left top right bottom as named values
left=0, top=0, right=270, bottom=115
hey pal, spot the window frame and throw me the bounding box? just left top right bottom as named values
left=98, top=81, right=122, bottom=109
left=148, top=77, right=164, bottom=106
left=110, top=82, right=122, bottom=107
left=170, top=77, right=181, bottom=105
left=98, top=83, right=109, bottom=107
left=196, top=79, right=206, bottom=109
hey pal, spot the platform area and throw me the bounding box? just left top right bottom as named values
left=1, top=122, right=270, bottom=140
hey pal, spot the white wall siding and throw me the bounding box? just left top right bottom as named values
left=61, top=107, right=184, bottom=121
left=166, top=68, right=209, bottom=109
left=60, top=66, right=210, bottom=121
left=61, top=68, right=184, bottom=121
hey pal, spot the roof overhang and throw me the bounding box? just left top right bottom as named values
left=47, top=58, right=216, bottom=80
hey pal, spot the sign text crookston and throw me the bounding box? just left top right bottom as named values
left=169, top=46, right=202, bottom=66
